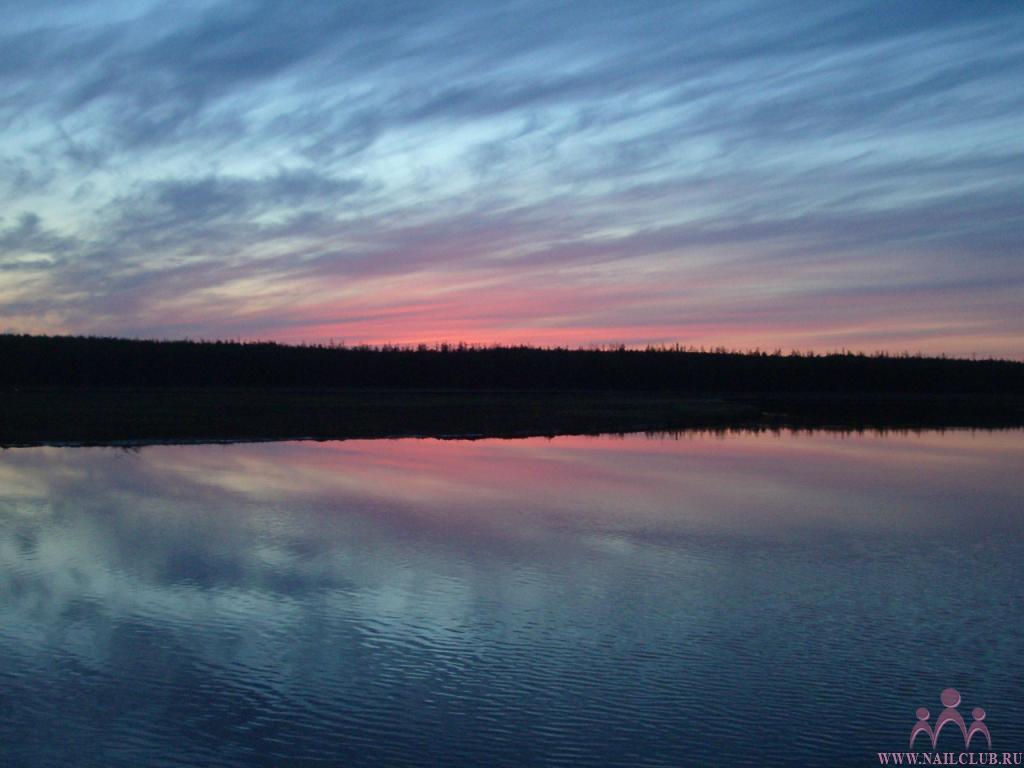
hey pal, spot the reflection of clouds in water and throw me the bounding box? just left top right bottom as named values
left=0, top=432, right=1023, bottom=767
left=0, top=457, right=86, bottom=504
left=3, top=431, right=1023, bottom=543
left=1, top=431, right=1022, bottom=633
left=2, top=440, right=709, bottom=677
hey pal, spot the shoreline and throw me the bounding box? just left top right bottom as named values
left=2, top=388, right=1023, bottom=448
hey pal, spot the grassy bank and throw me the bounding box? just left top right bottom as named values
left=2, top=388, right=1022, bottom=447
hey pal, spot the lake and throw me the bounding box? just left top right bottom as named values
left=1, top=429, right=1022, bottom=766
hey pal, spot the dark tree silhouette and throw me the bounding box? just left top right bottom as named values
left=1, top=334, right=1021, bottom=395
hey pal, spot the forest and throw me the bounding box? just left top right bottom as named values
left=2, top=333, right=1022, bottom=394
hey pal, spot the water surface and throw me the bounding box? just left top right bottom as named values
left=1, top=430, right=1022, bottom=766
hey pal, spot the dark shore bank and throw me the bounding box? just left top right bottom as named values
left=2, top=388, right=1022, bottom=447
left=2, top=335, right=1022, bottom=445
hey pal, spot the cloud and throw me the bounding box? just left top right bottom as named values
left=0, top=213, right=78, bottom=268
left=0, top=0, right=1021, bottom=356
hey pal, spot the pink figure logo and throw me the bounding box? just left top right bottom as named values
left=910, top=688, right=991, bottom=750
left=967, top=707, right=992, bottom=750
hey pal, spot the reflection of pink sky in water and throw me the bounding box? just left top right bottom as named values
left=2, top=441, right=1024, bottom=768
left=27, top=428, right=1015, bottom=543
left=3, top=428, right=1020, bottom=653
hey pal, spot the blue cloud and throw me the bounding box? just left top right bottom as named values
left=0, top=0, right=1021, bottom=355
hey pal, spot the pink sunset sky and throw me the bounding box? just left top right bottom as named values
left=1, top=1, right=1022, bottom=358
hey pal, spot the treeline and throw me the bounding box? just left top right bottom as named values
left=1, top=334, right=1022, bottom=394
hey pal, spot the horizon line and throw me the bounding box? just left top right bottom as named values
left=4, top=332, right=1021, bottom=364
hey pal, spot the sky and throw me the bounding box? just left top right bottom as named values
left=0, top=0, right=1021, bottom=357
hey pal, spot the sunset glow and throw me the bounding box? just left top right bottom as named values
left=1, top=2, right=1021, bottom=356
